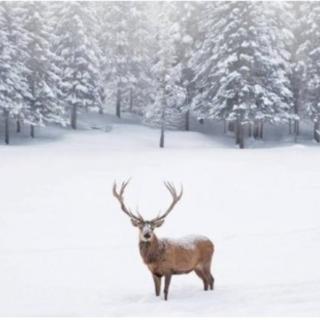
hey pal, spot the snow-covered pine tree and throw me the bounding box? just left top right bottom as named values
left=54, top=1, right=102, bottom=129
left=99, top=2, right=154, bottom=118
left=0, top=2, right=31, bottom=144
left=82, top=2, right=106, bottom=115
left=144, top=3, right=186, bottom=148
left=296, top=2, right=320, bottom=142
left=189, top=2, right=220, bottom=127
left=173, top=2, right=203, bottom=131
left=99, top=2, right=132, bottom=118
left=45, top=2, right=70, bottom=118
left=125, top=2, right=155, bottom=116
left=268, top=2, right=298, bottom=139
left=20, top=2, right=65, bottom=137
left=290, top=2, right=308, bottom=139
left=191, top=2, right=294, bottom=148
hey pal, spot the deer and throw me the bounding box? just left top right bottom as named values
left=112, top=179, right=215, bottom=300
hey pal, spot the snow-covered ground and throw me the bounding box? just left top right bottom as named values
left=0, top=114, right=320, bottom=316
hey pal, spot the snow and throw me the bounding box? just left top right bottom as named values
left=182, top=34, right=193, bottom=44
left=0, top=114, right=320, bottom=316
left=164, top=235, right=211, bottom=250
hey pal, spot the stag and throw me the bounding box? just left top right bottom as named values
left=112, top=180, right=215, bottom=300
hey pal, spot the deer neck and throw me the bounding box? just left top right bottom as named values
left=139, top=234, right=164, bottom=264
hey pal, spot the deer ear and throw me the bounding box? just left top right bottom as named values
left=131, top=219, right=141, bottom=227
left=153, top=219, right=165, bottom=228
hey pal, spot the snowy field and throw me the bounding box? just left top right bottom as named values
left=0, top=115, right=320, bottom=316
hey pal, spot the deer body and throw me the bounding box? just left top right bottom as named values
left=113, top=180, right=215, bottom=300
left=139, top=234, right=214, bottom=299
left=139, top=235, right=213, bottom=275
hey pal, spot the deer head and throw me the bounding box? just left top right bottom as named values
left=112, top=179, right=183, bottom=242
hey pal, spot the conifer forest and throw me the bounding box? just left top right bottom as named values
left=1, top=2, right=320, bottom=148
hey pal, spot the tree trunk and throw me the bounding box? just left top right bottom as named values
left=224, top=120, right=227, bottom=134
left=239, top=123, right=245, bottom=149
left=259, top=120, right=264, bottom=139
left=5, top=112, right=9, bottom=145
left=294, top=119, right=299, bottom=143
left=235, top=118, right=240, bottom=145
left=16, top=120, right=21, bottom=133
left=253, top=120, right=259, bottom=139
left=228, top=121, right=235, bottom=132
left=289, top=119, right=292, bottom=134
left=248, top=123, right=252, bottom=137
left=160, top=124, right=165, bottom=148
left=294, top=119, right=299, bottom=136
left=30, top=125, right=35, bottom=138
left=71, top=105, right=77, bottom=129
left=129, top=88, right=133, bottom=112
left=116, top=88, right=121, bottom=118
left=199, top=118, right=204, bottom=125
left=160, top=108, right=166, bottom=148
left=185, top=110, right=190, bottom=131
left=314, top=120, right=320, bottom=142
left=99, top=107, right=103, bottom=115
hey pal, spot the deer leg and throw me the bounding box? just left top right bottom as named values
left=152, top=274, right=161, bottom=297
left=203, top=260, right=214, bottom=290
left=203, top=268, right=214, bottom=290
left=164, top=274, right=172, bottom=301
left=210, top=274, right=215, bottom=290
left=194, top=268, right=208, bottom=290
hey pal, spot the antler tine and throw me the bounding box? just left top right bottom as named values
left=151, top=181, right=183, bottom=223
left=165, top=181, right=183, bottom=200
left=165, top=181, right=178, bottom=197
left=113, top=179, right=143, bottom=222
left=119, top=179, right=130, bottom=196
left=135, top=205, right=144, bottom=221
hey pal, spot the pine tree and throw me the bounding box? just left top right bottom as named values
left=99, top=2, right=131, bottom=118
left=269, top=2, right=297, bottom=139
left=0, top=2, right=31, bottom=144
left=192, top=2, right=294, bottom=148
left=83, top=2, right=106, bottom=115
left=290, top=2, right=308, bottom=139
left=54, top=1, right=102, bottom=129
left=125, top=2, right=155, bottom=116
left=21, top=2, right=65, bottom=137
left=144, top=3, right=186, bottom=148
left=296, top=2, right=320, bottom=142
left=99, top=2, right=154, bottom=118
left=173, top=2, right=203, bottom=131
left=189, top=2, right=220, bottom=126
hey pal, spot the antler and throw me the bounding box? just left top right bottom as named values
left=113, top=179, right=144, bottom=222
left=151, top=182, right=183, bottom=223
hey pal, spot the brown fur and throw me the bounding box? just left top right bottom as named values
left=139, top=234, right=215, bottom=299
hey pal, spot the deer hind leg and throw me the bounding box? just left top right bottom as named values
left=194, top=267, right=208, bottom=291
left=204, top=269, right=214, bottom=290
left=152, top=274, right=161, bottom=297
left=164, top=274, right=172, bottom=301
left=203, top=258, right=214, bottom=290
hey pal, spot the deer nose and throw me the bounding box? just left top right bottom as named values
left=144, top=233, right=151, bottom=239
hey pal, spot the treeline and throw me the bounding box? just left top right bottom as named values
left=0, top=2, right=319, bottom=148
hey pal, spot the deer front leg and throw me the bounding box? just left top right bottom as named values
left=164, top=274, right=172, bottom=301
left=152, top=274, right=161, bottom=297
